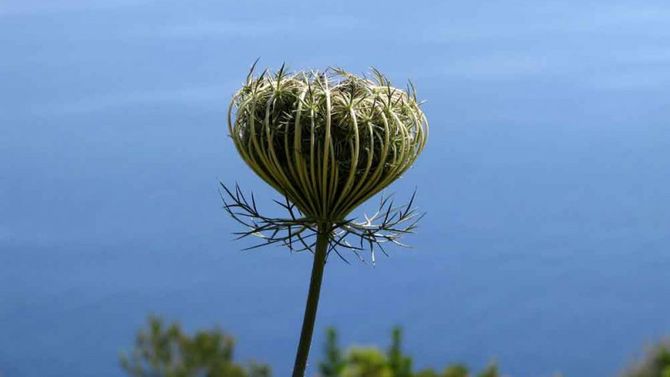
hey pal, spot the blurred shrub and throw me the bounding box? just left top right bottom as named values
left=621, top=339, right=670, bottom=377
left=110, top=316, right=670, bottom=377
left=413, top=370, right=441, bottom=377
left=320, top=327, right=345, bottom=377
left=341, top=347, right=393, bottom=377
left=442, top=364, right=469, bottom=377
left=388, top=327, right=413, bottom=377
left=318, top=327, right=500, bottom=377
left=120, top=316, right=269, bottom=377
left=120, top=317, right=510, bottom=377
left=476, top=364, right=500, bottom=377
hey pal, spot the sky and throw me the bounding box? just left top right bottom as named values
left=1, top=1, right=670, bottom=377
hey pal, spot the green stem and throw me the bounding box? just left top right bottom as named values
left=291, top=223, right=330, bottom=377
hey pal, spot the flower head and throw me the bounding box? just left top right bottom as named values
left=228, top=65, right=428, bottom=222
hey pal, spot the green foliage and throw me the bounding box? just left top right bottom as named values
left=319, top=328, right=500, bottom=377
left=118, top=315, right=670, bottom=377
left=413, top=370, right=441, bottom=377
left=443, top=364, right=469, bottom=377
left=247, top=362, right=272, bottom=377
left=411, top=362, right=496, bottom=377
left=120, top=316, right=270, bottom=377
left=341, top=348, right=393, bottom=377
left=476, top=363, right=500, bottom=377
left=621, top=340, right=670, bottom=377
left=320, top=327, right=345, bottom=377
left=121, top=317, right=511, bottom=377
left=387, top=327, right=412, bottom=377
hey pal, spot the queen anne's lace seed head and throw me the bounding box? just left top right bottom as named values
left=228, top=66, right=428, bottom=222
left=224, top=64, right=429, bottom=377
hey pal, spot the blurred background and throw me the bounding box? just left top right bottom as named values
left=1, top=0, right=669, bottom=376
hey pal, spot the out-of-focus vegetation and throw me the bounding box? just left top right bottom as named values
left=318, top=326, right=500, bottom=377
left=120, top=316, right=670, bottom=377
left=621, top=339, right=670, bottom=377
left=120, top=316, right=270, bottom=377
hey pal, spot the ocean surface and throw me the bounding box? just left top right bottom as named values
left=2, top=1, right=670, bottom=376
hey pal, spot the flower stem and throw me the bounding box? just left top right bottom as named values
left=291, top=223, right=330, bottom=377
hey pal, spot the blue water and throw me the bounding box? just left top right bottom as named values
left=2, top=1, right=670, bottom=376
